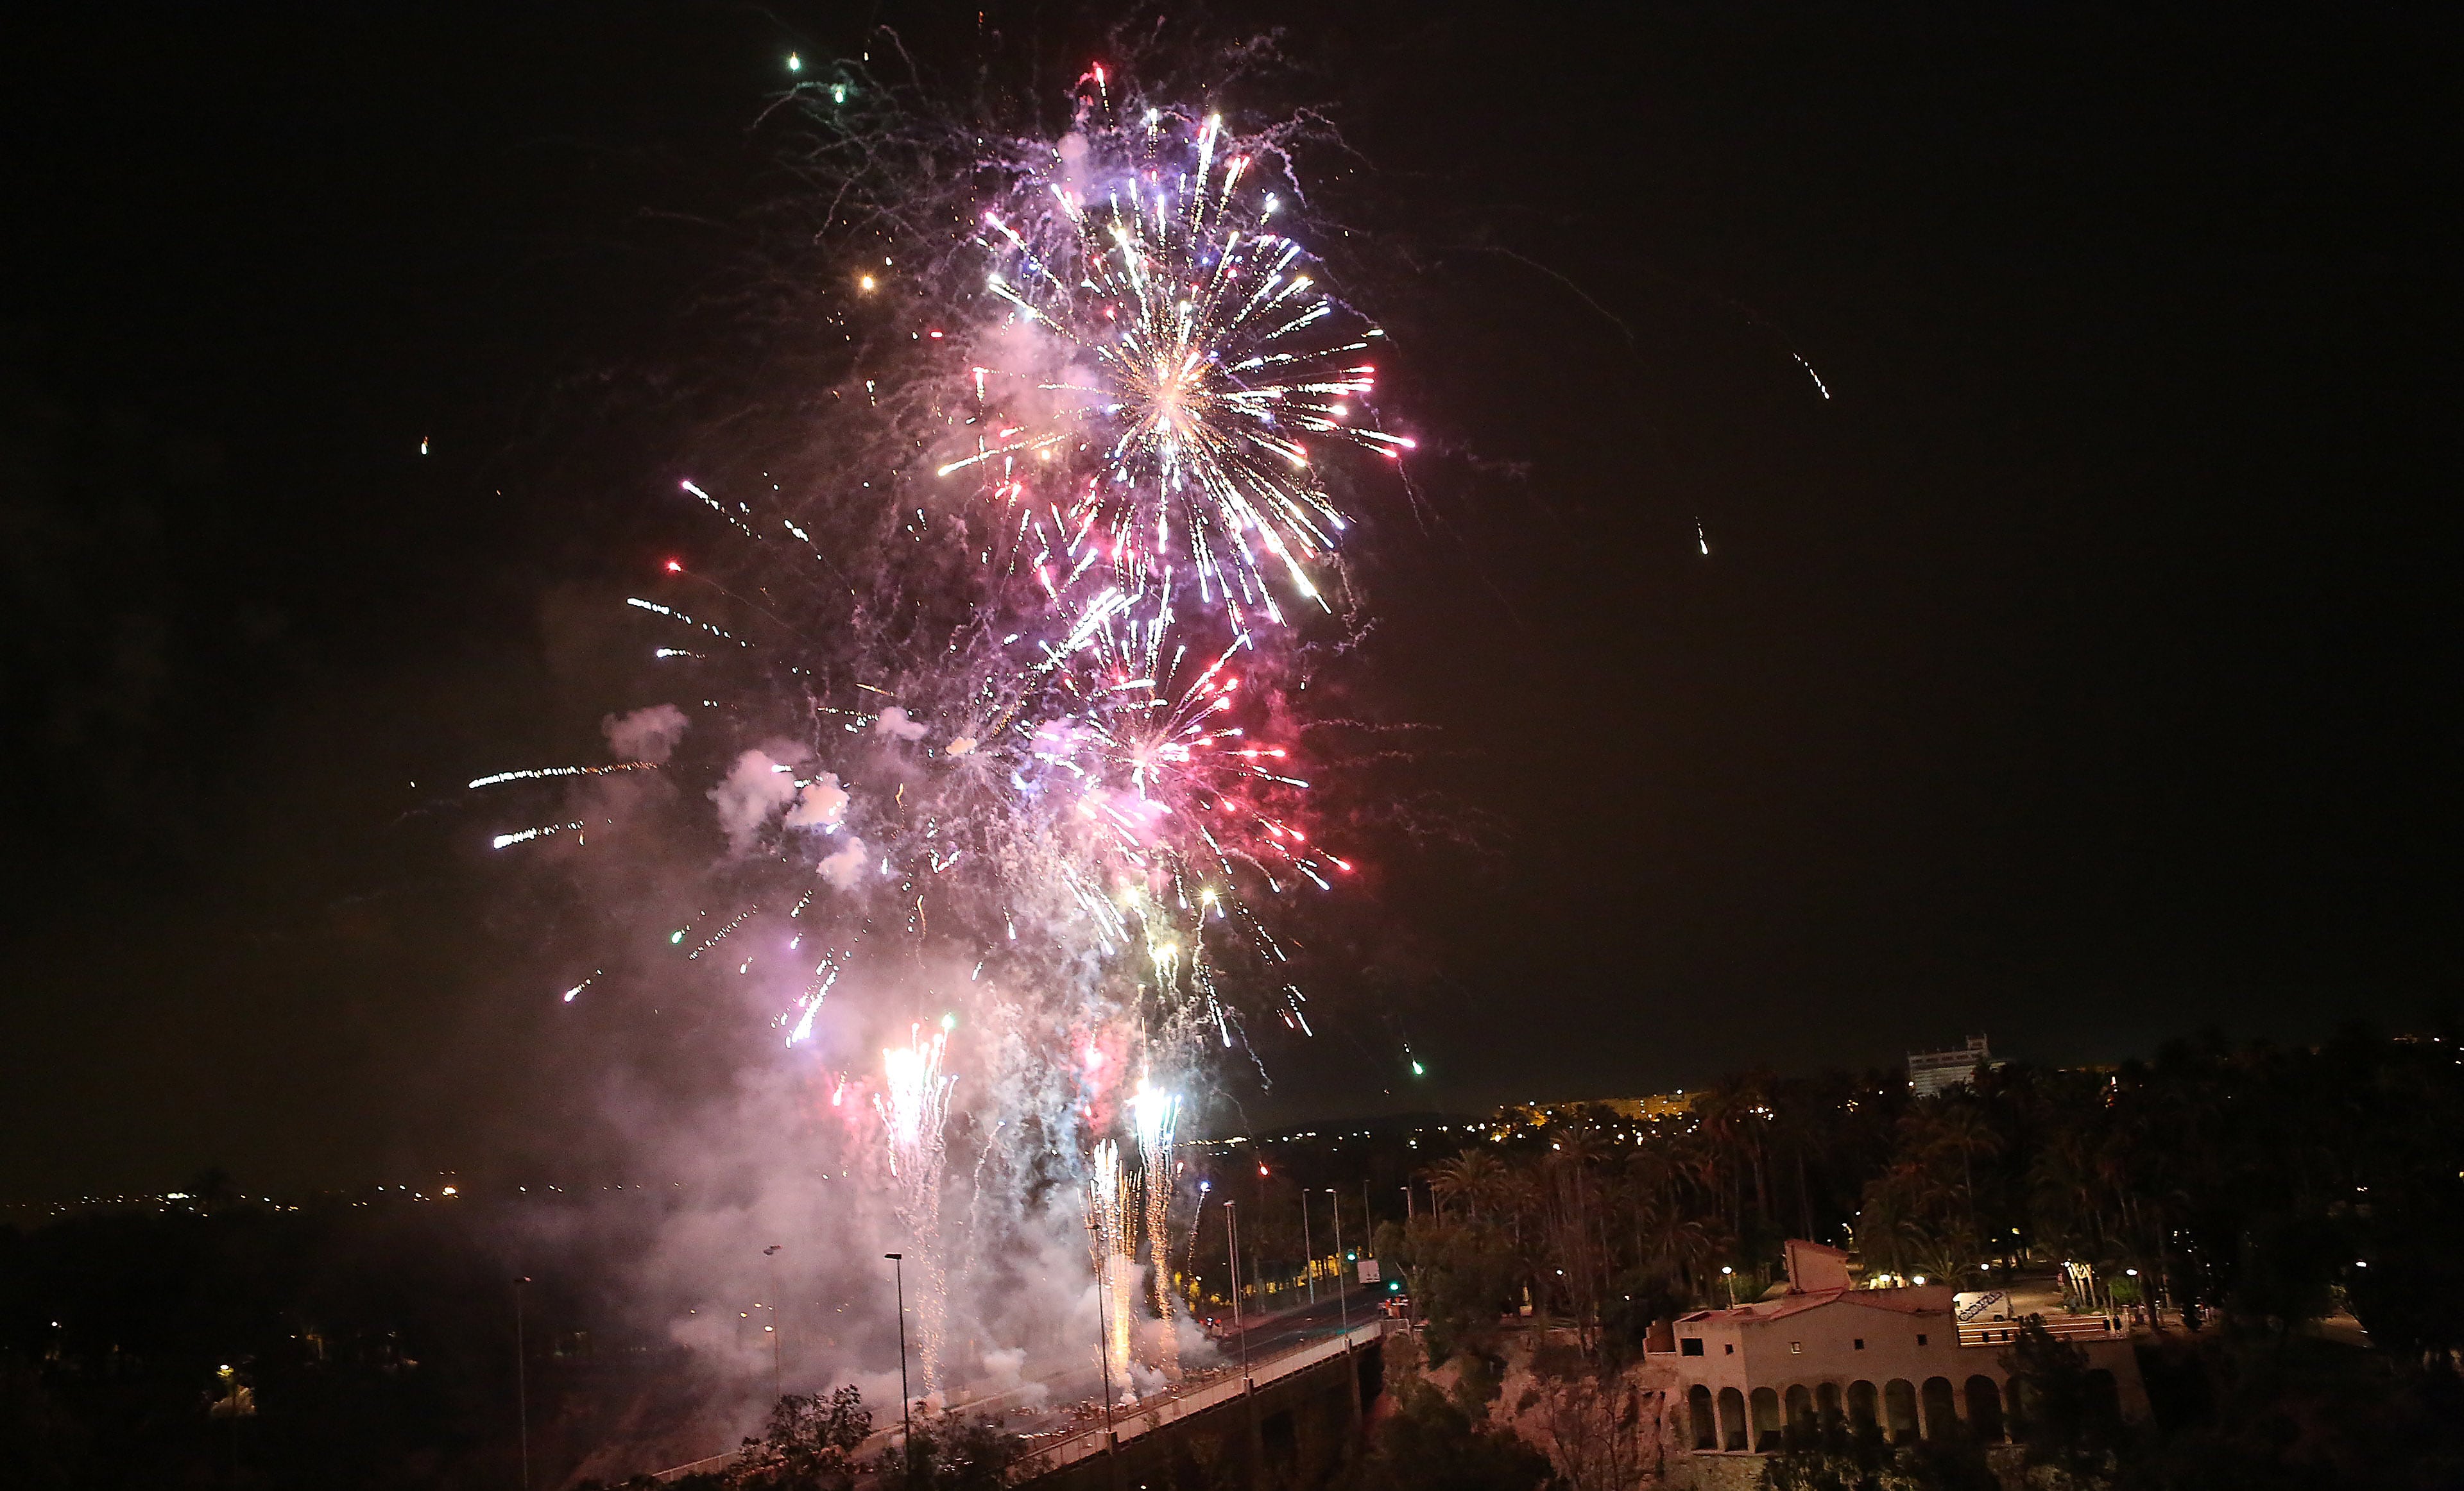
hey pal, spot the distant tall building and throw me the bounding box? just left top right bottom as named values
left=1908, top=1035, right=2000, bottom=1098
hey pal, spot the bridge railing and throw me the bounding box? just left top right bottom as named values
left=1013, top=1320, right=1390, bottom=1478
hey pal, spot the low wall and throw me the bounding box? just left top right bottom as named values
left=1019, top=1336, right=1382, bottom=1491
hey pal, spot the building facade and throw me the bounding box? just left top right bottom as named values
left=1650, top=1241, right=2146, bottom=1479
left=1908, top=1035, right=2001, bottom=1099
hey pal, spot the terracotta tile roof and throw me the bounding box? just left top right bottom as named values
left=1677, top=1286, right=1954, bottom=1325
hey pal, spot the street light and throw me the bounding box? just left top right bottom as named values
left=1721, top=1265, right=1736, bottom=1309
left=1327, top=1189, right=1348, bottom=1335
left=885, top=1254, right=912, bottom=1483
left=1086, top=1213, right=1117, bottom=1458
left=1301, top=1188, right=1317, bottom=1308
left=1226, top=1200, right=1248, bottom=1383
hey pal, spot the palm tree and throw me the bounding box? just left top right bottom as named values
left=1911, top=1100, right=2003, bottom=1270
left=1425, top=1149, right=1511, bottom=1221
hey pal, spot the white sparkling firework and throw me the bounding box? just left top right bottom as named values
left=1087, top=1137, right=1139, bottom=1397
left=876, top=1025, right=955, bottom=1395
left=952, top=111, right=1411, bottom=618
left=1131, top=1078, right=1182, bottom=1371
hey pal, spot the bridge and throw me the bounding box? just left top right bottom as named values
left=646, top=1308, right=1396, bottom=1487
left=1016, top=1318, right=1392, bottom=1489
left=1018, top=1319, right=1390, bottom=1481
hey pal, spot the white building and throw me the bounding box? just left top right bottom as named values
left=1908, top=1035, right=2000, bottom=1099
left=1650, top=1240, right=2146, bottom=1483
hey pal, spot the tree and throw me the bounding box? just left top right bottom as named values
left=869, top=1407, right=1019, bottom=1491
left=2000, top=1320, right=2119, bottom=1487
left=1334, top=1377, right=1561, bottom=1491
left=733, top=1386, right=871, bottom=1491
left=1427, top=1150, right=1512, bottom=1222
left=1382, top=1218, right=1521, bottom=1365
left=1757, top=1440, right=1999, bottom=1491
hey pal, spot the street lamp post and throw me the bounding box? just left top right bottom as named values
left=1402, top=1184, right=1413, bottom=1223
left=1721, top=1265, right=1736, bottom=1309
left=1327, top=1189, right=1348, bottom=1335
left=763, top=1245, right=784, bottom=1404
left=514, top=1275, right=533, bottom=1491
left=1086, top=1214, right=1118, bottom=1457
left=885, top=1254, right=912, bottom=1482
left=1226, top=1200, right=1247, bottom=1383
left=1301, top=1189, right=1317, bottom=1307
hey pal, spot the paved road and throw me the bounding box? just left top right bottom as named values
left=997, top=1283, right=1389, bottom=1449
left=1212, top=1283, right=1385, bottom=1363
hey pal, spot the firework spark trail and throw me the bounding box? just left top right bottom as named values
left=1132, top=1078, right=1182, bottom=1375
left=468, top=762, right=659, bottom=790
left=876, top=1024, right=956, bottom=1395
left=1086, top=1137, right=1139, bottom=1397
left=492, top=821, right=584, bottom=850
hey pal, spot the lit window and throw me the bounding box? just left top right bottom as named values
left=1791, top=1342, right=1803, bottom=1354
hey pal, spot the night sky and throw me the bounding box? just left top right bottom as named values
left=4, top=4, right=2451, bottom=1200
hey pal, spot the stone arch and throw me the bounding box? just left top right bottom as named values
left=1688, top=1384, right=1716, bottom=1450
left=1784, top=1384, right=1817, bottom=1447
left=1883, top=1378, right=1919, bottom=1444
left=2085, top=1367, right=2122, bottom=1429
left=1964, top=1376, right=2005, bottom=1442
left=1847, top=1379, right=1879, bottom=1437
left=1719, top=1386, right=1748, bottom=1451
left=1751, top=1386, right=1783, bottom=1451
left=1816, top=1380, right=1844, bottom=1434
left=1921, top=1376, right=1958, bottom=1440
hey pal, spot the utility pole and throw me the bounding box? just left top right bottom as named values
left=763, top=1245, right=785, bottom=1404
left=1328, top=1189, right=1348, bottom=1335
left=1088, top=1216, right=1118, bottom=1458
left=514, top=1276, right=533, bottom=1491
left=1301, top=1189, right=1317, bottom=1307
left=1226, top=1200, right=1247, bottom=1382
left=886, top=1254, right=913, bottom=1483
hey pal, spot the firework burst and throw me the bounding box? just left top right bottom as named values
left=949, top=102, right=1409, bottom=618
left=470, top=45, right=1413, bottom=1402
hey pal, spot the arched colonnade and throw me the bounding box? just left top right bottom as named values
left=1682, top=1368, right=2117, bottom=1453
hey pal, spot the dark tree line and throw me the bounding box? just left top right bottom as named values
left=1368, top=1029, right=2464, bottom=1490
left=1386, top=1029, right=2464, bottom=1365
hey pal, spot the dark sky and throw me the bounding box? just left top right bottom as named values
left=3, top=4, right=2452, bottom=1199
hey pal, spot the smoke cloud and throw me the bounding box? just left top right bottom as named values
left=709, top=749, right=800, bottom=855
left=603, top=703, right=689, bottom=763
left=784, top=772, right=850, bottom=831
left=872, top=706, right=928, bottom=742
left=817, top=835, right=870, bottom=889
